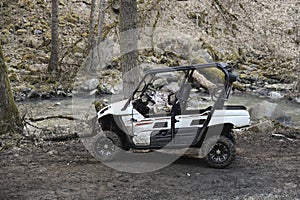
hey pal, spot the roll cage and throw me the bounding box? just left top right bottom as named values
left=122, top=62, right=237, bottom=111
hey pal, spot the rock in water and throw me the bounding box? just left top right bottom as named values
left=295, top=97, right=300, bottom=104
left=27, top=90, right=40, bottom=99
left=249, top=100, right=290, bottom=124
left=268, top=91, right=283, bottom=99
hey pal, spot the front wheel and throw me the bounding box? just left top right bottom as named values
left=92, top=131, right=121, bottom=162
left=206, top=136, right=235, bottom=168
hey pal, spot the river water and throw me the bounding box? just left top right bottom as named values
left=19, top=93, right=300, bottom=129
left=227, top=93, right=300, bottom=127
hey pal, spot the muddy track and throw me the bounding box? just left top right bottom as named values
left=0, top=130, right=299, bottom=200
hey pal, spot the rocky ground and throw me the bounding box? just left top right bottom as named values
left=0, top=128, right=299, bottom=199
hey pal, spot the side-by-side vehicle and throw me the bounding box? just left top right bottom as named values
left=90, top=63, right=250, bottom=168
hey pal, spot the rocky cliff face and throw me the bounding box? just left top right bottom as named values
left=0, top=0, right=299, bottom=100
left=138, top=0, right=299, bottom=94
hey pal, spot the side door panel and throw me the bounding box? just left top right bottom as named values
left=173, top=114, right=208, bottom=146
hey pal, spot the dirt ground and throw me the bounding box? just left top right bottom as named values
left=0, top=130, right=299, bottom=200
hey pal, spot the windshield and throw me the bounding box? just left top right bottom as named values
left=133, top=74, right=154, bottom=100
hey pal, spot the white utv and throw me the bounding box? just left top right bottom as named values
left=91, top=63, right=250, bottom=168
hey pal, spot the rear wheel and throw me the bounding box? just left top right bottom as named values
left=206, top=136, right=235, bottom=168
left=92, top=131, right=121, bottom=162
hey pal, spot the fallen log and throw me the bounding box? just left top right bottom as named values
left=192, top=70, right=217, bottom=91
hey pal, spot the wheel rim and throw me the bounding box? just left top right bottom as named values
left=208, top=142, right=229, bottom=163
left=95, top=136, right=115, bottom=158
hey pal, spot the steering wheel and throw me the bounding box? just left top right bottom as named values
left=144, top=93, right=156, bottom=104
left=167, top=92, right=175, bottom=105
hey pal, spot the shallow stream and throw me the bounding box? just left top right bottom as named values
left=228, top=93, right=300, bottom=127
left=19, top=93, right=300, bottom=129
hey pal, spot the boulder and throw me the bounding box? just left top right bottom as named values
left=294, top=97, right=300, bottom=104
left=162, top=82, right=180, bottom=93
left=249, top=100, right=289, bottom=123
left=247, top=120, right=274, bottom=133
left=233, top=82, right=246, bottom=91
left=189, top=45, right=212, bottom=63
left=153, top=78, right=168, bottom=89
left=268, top=91, right=283, bottom=99
left=97, top=81, right=122, bottom=95
left=27, top=90, right=40, bottom=99
left=79, top=78, right=99, bottom=91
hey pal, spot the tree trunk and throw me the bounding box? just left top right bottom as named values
left=89, top=0, right=96, bottom=50
left=119, top=0, right=139, bottom=98
left=48, top=0, right=59, bottom=76
left=97, top=0, right=106, bottom=43
left=94, top=0, right=106, bottom=71
left=88, top=0, right=97, bottom=71
left=0, top=46, right=23, bottom=134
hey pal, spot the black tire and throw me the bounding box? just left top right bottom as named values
left=205, top=136, right=235, bottom=169
left=228, top=130, right=236, bottom=144
left=92, top=131, right=121, bottom=162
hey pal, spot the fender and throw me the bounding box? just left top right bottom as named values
left=208, top=109, right=250, bottom=128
